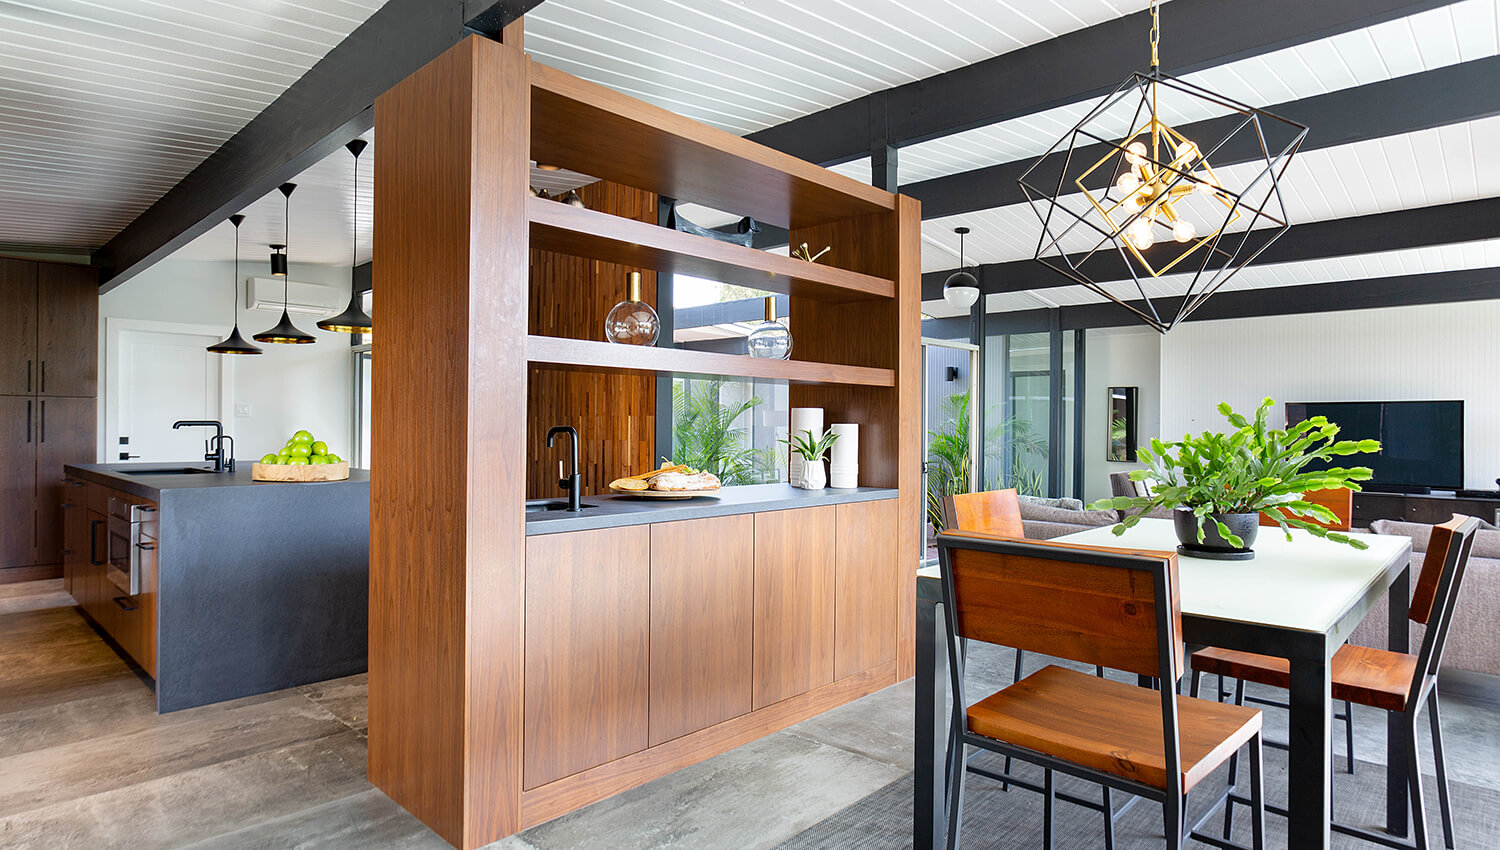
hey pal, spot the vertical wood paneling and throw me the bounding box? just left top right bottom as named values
left=369, top=36, right=529, bottom=850
left=0, top=260, right=38, bottom=396
left=524, top=525, right=651, bottom=788
left=527, top=180, right=657, bottom=499
left=35, top=264, right=99, bottom=397
left=1158, top=300, right=1500, bottom=488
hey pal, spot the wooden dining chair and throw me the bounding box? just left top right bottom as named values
left=1258, top=486, right=1353, bottom=531
left=937, top=531, right=1267, bottom=849
left=942, top=488, right=1024, bottom=538
left=1194, top=515, right=1480, bottom=849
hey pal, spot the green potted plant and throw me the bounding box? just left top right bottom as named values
left=1091, top=398, right=1381, bottom=559
left=783, top=428, right=839, bottom=490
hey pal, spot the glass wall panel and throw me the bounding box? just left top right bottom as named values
left=670, top=376, right=787, bottom=484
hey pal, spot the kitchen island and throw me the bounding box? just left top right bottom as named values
left=62, top=462, right=370, bottom=712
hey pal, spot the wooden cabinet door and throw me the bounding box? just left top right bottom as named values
left=36, top=263, right=98, bottom=397
left=649, top=514, right=754, bottom=746
left=834, top=499, right=900, bottom=679
left=0, top=260, right=37, bottom=396
left=752, top=506, right=836, bottom=709
left=35, top=397, right=95, bottom=565
left=61, top=479, right=88, bottom=598
left=82, top=508, right=110, bottom=623
left=0, top=396, right=37, bottom=569
left=523, top=526, right=650, bottom=789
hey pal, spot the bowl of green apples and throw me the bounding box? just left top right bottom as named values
left=252, top=430, right=350, bottom=482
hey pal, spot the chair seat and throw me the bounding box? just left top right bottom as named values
left=965, top=664, right=1262, bottom=793
left=1191, top=644, right=1417, bottom=712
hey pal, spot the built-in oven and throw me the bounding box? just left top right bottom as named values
left=106, top=497, right=155, bottom=596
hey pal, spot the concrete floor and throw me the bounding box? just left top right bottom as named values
left=2, top=578, right=1498, bottom=849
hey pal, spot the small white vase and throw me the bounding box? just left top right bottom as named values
left=798, top=459, right=827, bottom=490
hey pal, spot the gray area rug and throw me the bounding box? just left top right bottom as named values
left=776, top=750, right=1500, bottom=848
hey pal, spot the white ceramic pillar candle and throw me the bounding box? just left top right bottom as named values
left=788, top=407, right=823, bottom=486
left=829, top=423, right=859, bottom=488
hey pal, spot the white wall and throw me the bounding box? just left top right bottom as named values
left=99, top=259, right=357, bottom=463
left=1158, top=300, right=1500, bottom=490
left=1083, top=326, right=1161, bottom=503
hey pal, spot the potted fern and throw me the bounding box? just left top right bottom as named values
left=1092, top=398, right=1380, bottom=559
left=783, top=428, right=839, bottom=490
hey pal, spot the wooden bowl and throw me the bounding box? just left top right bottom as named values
left=252, top=461, right=350, bottom=482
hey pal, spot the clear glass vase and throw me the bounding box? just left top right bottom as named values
left=746, top=296, right=792, bottom=359
left=604, top=272, right=659, bottom=346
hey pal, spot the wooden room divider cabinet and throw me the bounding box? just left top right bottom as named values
left=0, top=257, right=98, bottom=583
left=371, top=34, right=919, bottom=849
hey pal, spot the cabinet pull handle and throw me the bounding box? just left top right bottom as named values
left=40, top=360, right=45, bottom=394
left=25, top=399, right=31, bottom=443
left=113, top=596, right=137, bottom=611
left=39, top=399, right=45, bottom=443
left=136, top=542, right=156, bottom=551
left=26, top=360, right=31, bottom=393
left=90, top=519, right=103, bottom=565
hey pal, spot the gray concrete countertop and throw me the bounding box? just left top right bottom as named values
left=65, top=462, right=371, bottom=501
left=524, top=483, right=898, bottom=535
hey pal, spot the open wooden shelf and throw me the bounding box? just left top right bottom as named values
left=529, top=199, right=893, bottom=302
left=526, top=336, right=896, bottom=388
left=529, top=60, right=894, bottom=231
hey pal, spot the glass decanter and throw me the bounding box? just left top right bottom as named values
left=746, top=296, right=792, bottom=359
left=604, top=271, right=660, bottom=346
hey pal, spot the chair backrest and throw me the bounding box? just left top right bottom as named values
left=936, top=531, right=1183, bottom=681
left=1259, top=487, right=1353, bottom=531
left=1109, top=471, right=1150, bottom=499
left=1408, top=515, right=1480, bottom=702
left=943, top=488, right=1024, bottom=538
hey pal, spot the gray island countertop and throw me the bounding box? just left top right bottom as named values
left=65, top=462, right=370, bottom=500
left=524, top=483, right=898, bottom=535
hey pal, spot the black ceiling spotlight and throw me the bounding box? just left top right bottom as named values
left=207, top=214, right=263, bottom=355
left=943, top=226, right=980, bottom=310
left=269, top=243, right=288, bottom=277
left=319, top=139, right=374, bottom=334
left=254, top=183, right=317, bottom=345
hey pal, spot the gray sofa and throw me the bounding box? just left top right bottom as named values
left=1349, top=519, right=1500, bottom=677
left=1016, top=496, right=1121, bottom=539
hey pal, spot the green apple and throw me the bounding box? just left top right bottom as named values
left=312, top=440, right=328, bottom=456
left=278, top=446, right=293, bottom=458
left=259, top=454, right=280, bottom=465
left=289, top=443, right=312, bottom=458
left=325, top=454, right=342, bottom=464
left=287, top=456, right=310, bottom=466
left=293, top=430, right=314, bottom=443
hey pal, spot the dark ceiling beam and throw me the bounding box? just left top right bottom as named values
left=745, top=0, right=1459, bottom=167
left=94, top=0, right=544, bottom=292
left=1031, top=268, right=1500, bottom=331
left=906, top=56, right=1500, bottom=221
left=920, top=197, right=1500, bottom=301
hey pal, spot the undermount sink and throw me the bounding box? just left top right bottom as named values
left=121, top=467, right=219, bottom=476
left=525, top=500, right=593, bottom=514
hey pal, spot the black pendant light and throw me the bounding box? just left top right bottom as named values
left=943, top=227, right=980, bottom=310
left=254, top=183, right=316, bottom=345
left=207, top=215, right=263, bottom=355
left=319, top=139, right=374, bottom=334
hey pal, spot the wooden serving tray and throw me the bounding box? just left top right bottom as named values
left=252, top=461, right=351, bottom=482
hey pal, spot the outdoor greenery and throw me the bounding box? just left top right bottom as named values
left=671, top=379, right=781, bottom=485
left=1090, top=397, right=1381, bottom=549
left=925, top=391, right=1049, bottom=531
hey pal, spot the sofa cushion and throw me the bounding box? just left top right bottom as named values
left=1018, top=494, right=1086, bottom=512
left=1371, top=518, right=1500, bottom=560
left=1016, top=499, right=1119, bottom=527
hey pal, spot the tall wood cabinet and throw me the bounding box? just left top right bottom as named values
left=0, top=258, right=98, bottom=583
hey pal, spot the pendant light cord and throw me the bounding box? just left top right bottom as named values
left=232, top=221, right=239, bottom=324
left=351, top=148, right=359, bottom=271
left=282, top=190, right=291, bottom=312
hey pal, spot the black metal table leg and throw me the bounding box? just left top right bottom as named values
left=915, top=591, right=946, bottom=850
left=1286, top=647, right=1333, bottom=849
left=1387, top=563, right=1412, bottom=837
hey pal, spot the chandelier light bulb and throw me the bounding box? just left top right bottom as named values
left=1193, top=171, right=1219, bottom=195
left=1116, top=172, right=1141, bottom=194
left=1126, top=141, right=1148, bottom=165
left=1172, top=218, right=1197, bottom=243
left=1174, top=139, right=1199, bottom=163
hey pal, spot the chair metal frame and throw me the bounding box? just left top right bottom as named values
left=1210, top=516, right=1479, bottom=850
left=937, top=532, right=1267, bottom=849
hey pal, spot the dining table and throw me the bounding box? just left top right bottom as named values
left=913, top=517, right=1415, bottom=849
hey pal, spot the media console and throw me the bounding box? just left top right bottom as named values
left=1352, top=490, right=1500, bottom=527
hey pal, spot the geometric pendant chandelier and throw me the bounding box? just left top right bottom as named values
left=1018, top=0, right=1307, bottom=333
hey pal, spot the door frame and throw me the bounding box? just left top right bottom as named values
left=919, top=337, right=979, bottom=566
left=102, top=317, right=232, bottom=459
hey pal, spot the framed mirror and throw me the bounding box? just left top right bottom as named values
left=1108, top=387, right=1137, bottom=462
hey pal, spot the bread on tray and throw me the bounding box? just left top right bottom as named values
left=648, top=471, right=721, bottom=491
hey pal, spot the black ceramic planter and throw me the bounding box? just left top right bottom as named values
left=1173, top=508, right=1258, bottom=560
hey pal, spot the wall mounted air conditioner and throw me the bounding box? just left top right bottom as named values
left=245, top=277, right=342, bottom=316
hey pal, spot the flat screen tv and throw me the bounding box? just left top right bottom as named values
left=1284, top=401, right=1464, bottom=493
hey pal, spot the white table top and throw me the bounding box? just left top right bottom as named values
left=1060, top=518, right=1411, bottom=634
left=921, top=519, right=1413, bottom=635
